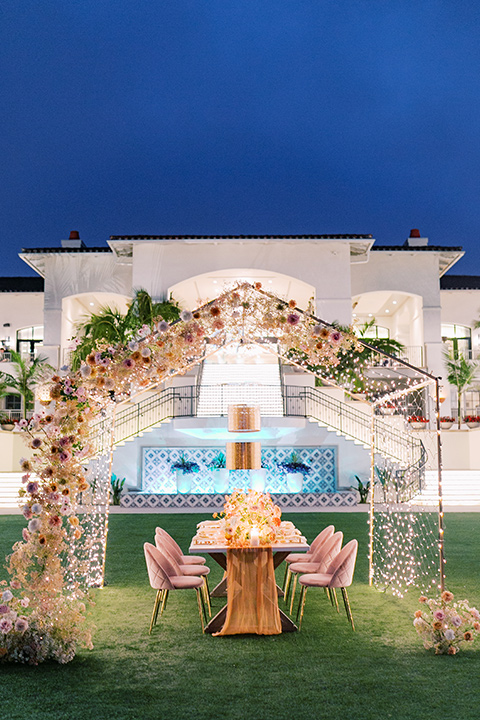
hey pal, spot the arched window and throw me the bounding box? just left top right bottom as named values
left=16, top=325, right=44, bottom=359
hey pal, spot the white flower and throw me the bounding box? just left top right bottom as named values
left=128, top=341, right=139, bottom=351
left=141, top=347, right=151, bottom=357
left=156, top=321, right=169, bottom=333
left=20, top=597, right=29, bottom=608
left=2, top=590, right=13, bottom=603
left=28, top=518, right=41, bottom=533
left=80, top=364, right=92, bottom=377
left=180, top=310, right=193, bottom=322
left=444, top=629, right=455, bottom=641
left=31, top=503, right=42, bottom=515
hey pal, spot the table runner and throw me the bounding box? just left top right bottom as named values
left=213, top=547, right=282, bottom=636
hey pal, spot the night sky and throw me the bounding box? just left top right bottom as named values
left=2, top=1, right=480, bottom=276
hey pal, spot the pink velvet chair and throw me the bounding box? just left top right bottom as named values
left=286, top=531, right=343, bottom=614
left=296, top=539, right=358, bottom=630
left=155, top=531, right=211, bottom=616
left=155, top=526, right=206, bottom=565
left=283, top=525, right=335, bottom=596
left=144, top=542, right=207, bottom=633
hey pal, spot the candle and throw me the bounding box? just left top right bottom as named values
left=250, top=527, right=260, bottom=546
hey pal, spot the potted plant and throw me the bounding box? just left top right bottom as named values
left=171, top=453, right=200, bottom=493
left=110, top=474, right=125, bottom=505
left=0, top=413, right=15, bottom=431
left=278, top=451, right=311, bottom=492
left=463, top=415, right=480, bottom=429
left=209, top=452, right=229, bottom=493
left=351, top=475, right=370, bottom=504
left=408, top=415, right=428, bottom=430
left=439, top=416, right=455, bottom=430
left=382, top=402, right=397, bottom=416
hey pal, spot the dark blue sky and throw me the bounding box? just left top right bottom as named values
left=2, top=1, right=480, bottom=275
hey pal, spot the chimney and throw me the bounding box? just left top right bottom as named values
left=404, top=228, right=428, bottom=247
left=61, top=230, right=85, bottom=249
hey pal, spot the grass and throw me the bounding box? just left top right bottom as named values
left=0, top=512, right=479, bottom=720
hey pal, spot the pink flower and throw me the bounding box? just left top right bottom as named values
left=287, top=313, right=300, bottom=326
left=10, top=580, right=21, bottom=590
left=58, top=450, right=72, bottom=463
left=48, top=515, right=62, bottom=528
left=26, top=481, right=39, bottom=495
left=30, top=437, right=42, bottom=449
left=330, top=331, right=342, bottom=343
left=122, top=358, right=134, bottom=368
left=0, top=605, right=9, bottom=614
left=58, top=436, right=72, bottom=447
left=0, top=618, right=13, bottom=633
left=451, top=615, right=462, bottom=627
left=22, top=506, right=33, bottom=520
left=433, top=609, right=446, bottom=621
left=22, top=529, right=30, bottom=542
left=14, top=617, right=28, bottom=634
left=20, top=597, right=29, bottom=608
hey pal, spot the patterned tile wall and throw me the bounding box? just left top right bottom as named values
left=142, top=446, right=337, bottom=494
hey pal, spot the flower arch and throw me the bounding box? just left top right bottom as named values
left=0, top=283, right=442, bottom=664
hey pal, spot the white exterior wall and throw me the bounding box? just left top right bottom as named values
left=0, top=292, right=44, bottom=349
left=41, top=253, right=131, bottom=366
left=352, top=251, right=443, bottom=377
left=130, top=239, right=353, bottom=325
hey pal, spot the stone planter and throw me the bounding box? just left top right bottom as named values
left=175, top=469, right=192, bottom=494
left=440, top=421, right=453, bottom=430
left=212, top=469, right=229, bottom=493
left=409, top=421, right=427, bottom=430
left=286, top=471, right=304, bottom=492
left=0, top=423, right=14, bottom=431
left=466, top=422, right=480, bottom=429
left=382, top=407, right=396, bottom=416
left=249, top=469, right=266, bottom=492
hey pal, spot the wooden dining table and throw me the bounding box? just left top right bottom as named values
left=189, top=537, right=309, bottom=635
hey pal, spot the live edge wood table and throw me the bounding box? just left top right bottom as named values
left=189, top=540, right=309, bottom=635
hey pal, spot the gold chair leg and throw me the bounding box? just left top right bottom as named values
left=341, top=587, right=355, bottom=631
left=331, top=587, right=339, bottom=613
left=289, top=573, right=298, bottom=615
left=296, top=585, right=305, bottom=623
left=298, top=586, right=307, bottom=630
left=160, top=589, right=169, bottom=616
left=195, top=588, right=205, bottom=633
left=203, top=575, right=212, bottom=617
left=282, top=564, right=289, bottom=592
left=149, top=590, right=162, bottom=634
left=284, top=568, right=292, bottom=602
left=154, top=589, right=164, bottom=625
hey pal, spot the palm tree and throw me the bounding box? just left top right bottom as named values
left=70, top=289, right=180, bottom=370
left=0, top=351, right=52, bottom=415
left=443, top=349, right=479, bottom=428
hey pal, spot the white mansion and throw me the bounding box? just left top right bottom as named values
left=1, top=229, right=479, bottom=506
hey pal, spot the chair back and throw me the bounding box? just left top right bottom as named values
left=144, top=542, right=175, bottom=591
left=155, top=527, right=183, bottom=563
left=312, top=531, right=343, bottom=571
left=154, top=535, right=184, bottom=576
left=309, top=525, right=335, bottom=554
left=326, top=539, right=358, bottom=588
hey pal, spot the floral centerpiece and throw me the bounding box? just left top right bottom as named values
left=413, top=591, right=480, bottom=655
left=214, top=489, right=282, bottom=547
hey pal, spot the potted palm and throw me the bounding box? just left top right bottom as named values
left=171, top=453, right=200, bottom=493
left=209, top=452, right=229, bottom=493
left=278, top=451, right=311, bottom=492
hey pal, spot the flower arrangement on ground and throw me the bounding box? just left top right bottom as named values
left=413, top=591, right=480, bottom=654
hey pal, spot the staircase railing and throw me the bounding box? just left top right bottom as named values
left=284, top=386, right=424, bottom=467
left=88, top=384, right=424, bottom=470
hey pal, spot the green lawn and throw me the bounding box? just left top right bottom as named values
left=0, top=512, right=479, bottom=720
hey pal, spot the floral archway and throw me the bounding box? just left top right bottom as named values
left=0, top=283, right=442, bottom=664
